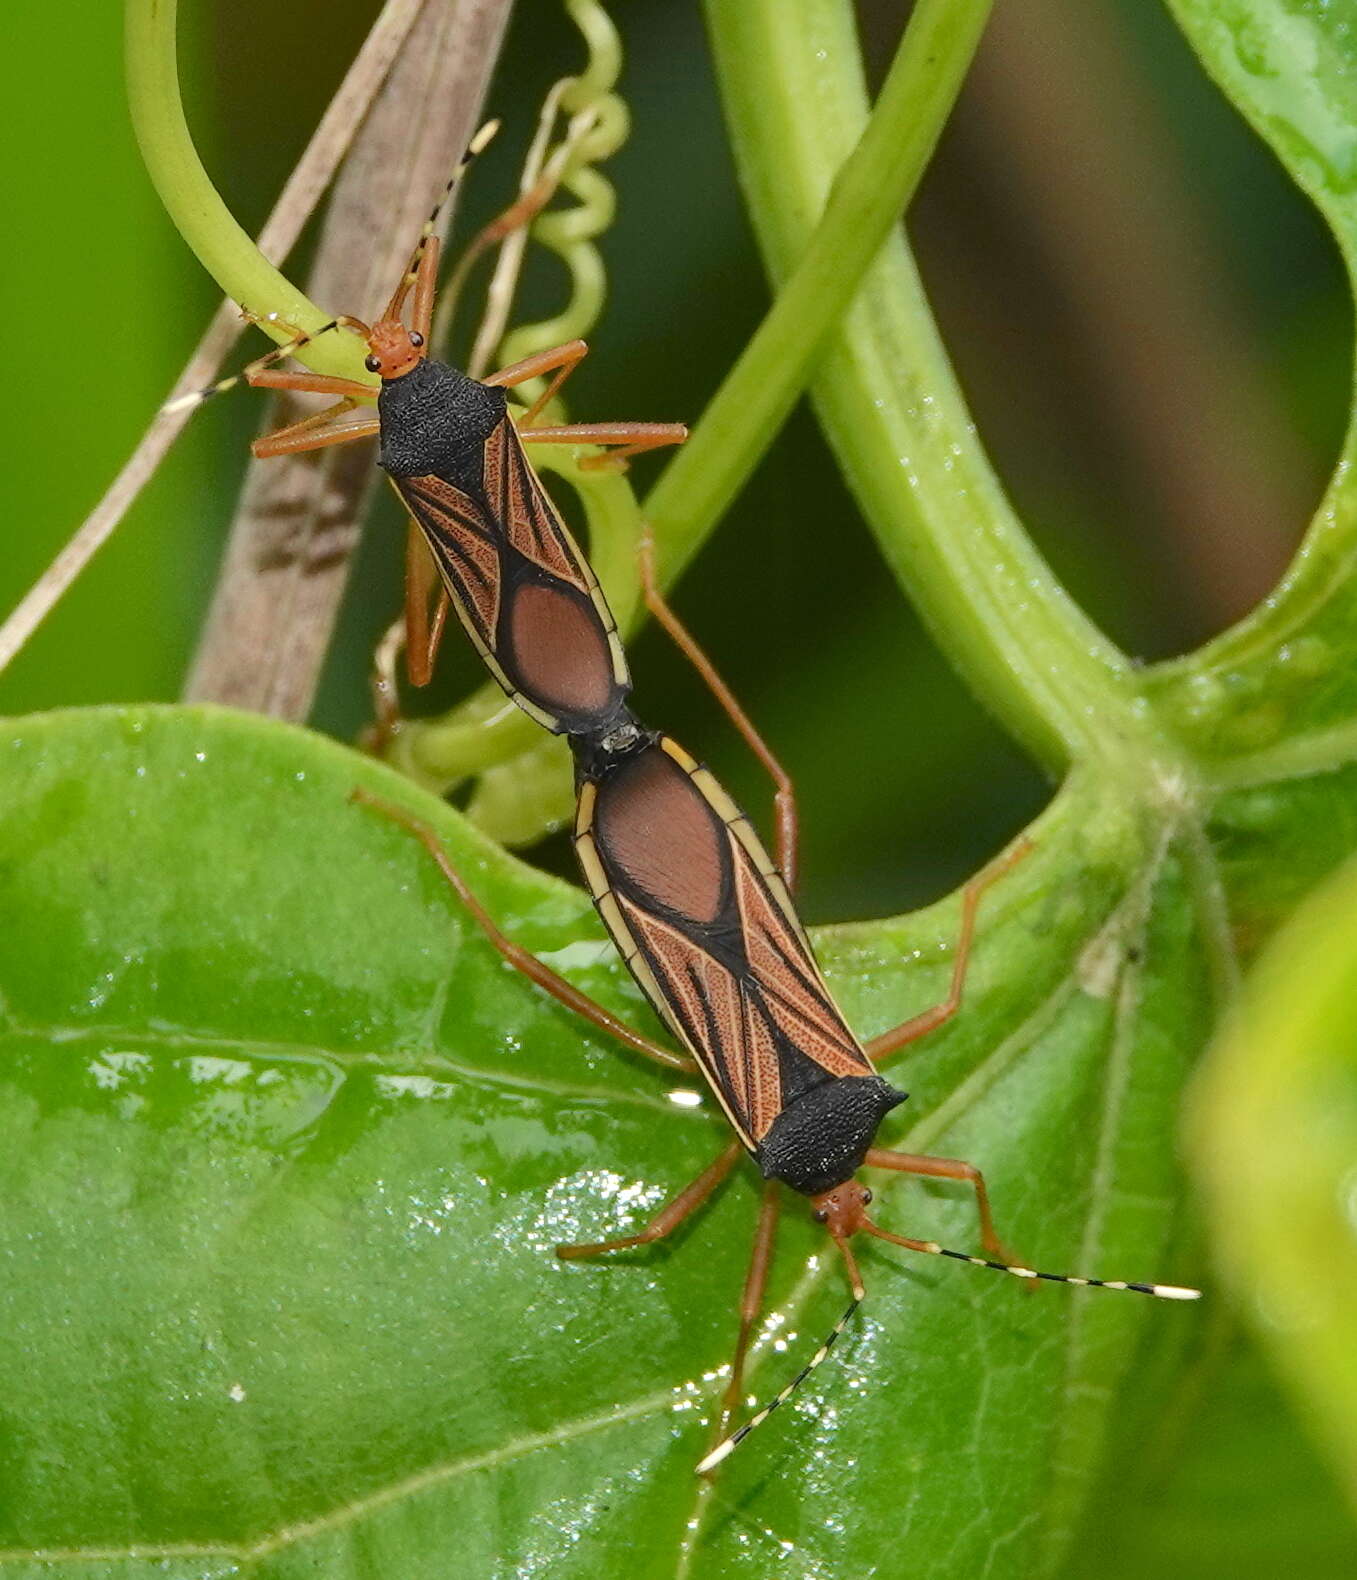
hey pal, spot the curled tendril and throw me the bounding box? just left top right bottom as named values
left=386, top=0, right=645, bottom=846
left=491, top=0, right=628, bottom=414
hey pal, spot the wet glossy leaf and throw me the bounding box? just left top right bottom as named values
left=8, top=0, right=1357, bottom=1575
left=1, top=707, right=1209, bottom=1577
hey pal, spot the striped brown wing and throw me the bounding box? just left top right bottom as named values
left=391, top=416, right=630, bottom=733
left=575, top=738, right=873, bottom=1150
left=394, top=472, right=503, bottom=652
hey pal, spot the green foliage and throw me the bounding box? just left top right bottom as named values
left=1192, top=851, right=1357, bottom=1518
left=0, top=708, right=1204, bottom=1577
left=1099, top=1340, right=1357, bottom=1577
left=3, top=0, right=1357, bottom=1576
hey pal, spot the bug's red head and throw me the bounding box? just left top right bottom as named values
left=809, top=1179, right=873, bottom=1241
left=364, top=319, right=426, bottom=381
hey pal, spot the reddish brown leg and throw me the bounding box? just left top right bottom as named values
left=246, top=365, right=379, bottom=459
left=521, top=422, right=688, bottom=471
left=556, top=1142, right=742, bottom=1258
left=248, top=396, right=361, bottom=459
left=365, top=527, right=451, bottom=755
left=484, top=341, right=686, bottom=466
left=864, top=1147, right=1023, bottom=1266
left=402, top=523, right=451, bottom=688
left=865, top=839, right=1032, bottom=1063
left=247, top=369, right=376, bottom=401
left=709, top=1182, right=780, bottom=1447
left=352, top=789, right=697, bottom=1074
left=252, top=413, right=381, bottom=459
left=636, top=525, right=797, bottom=890
left=482, top=339, right=589, bottom=425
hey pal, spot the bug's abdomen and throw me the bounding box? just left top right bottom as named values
left=504, top=580, right=616, bottom=719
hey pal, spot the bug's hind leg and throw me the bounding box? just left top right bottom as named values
left=556, top=1142, right=742, bottom=1259
left=400, top=523, right=451, bottom=688
left=365, top=526, right=452, bottom=753
left=351, top=789, right=696, bottom=1075
left=863, top=1147, right=1024, bottom=1268
left=865, top=838, right=1032, bottom=1063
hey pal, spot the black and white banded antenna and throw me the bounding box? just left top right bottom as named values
left=697, top=1226, right=1199, bottom=1475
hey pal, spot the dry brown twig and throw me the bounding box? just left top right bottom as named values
left=187, top=0, right=514, bottom=716
left=0, top=0, right=515, bottom=722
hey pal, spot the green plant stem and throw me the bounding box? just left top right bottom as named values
left=405, top=0, right=1145, bottom=803
left=698, top=0, right=1148, bottom=775
left=401, top=0, right=1010, bottom=802
left=644, top=0, right=988, bottom=580
left=124, top=0, right=369, bottom=383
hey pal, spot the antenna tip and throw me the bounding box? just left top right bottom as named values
left=1154, top=1284, right=1202, bottom=1301
left=695, top=1439, right=736, bottom=1476
left=471, top=119, right=501, bottom=153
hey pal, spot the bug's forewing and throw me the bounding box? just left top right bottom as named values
left=576, top=738, right=875, bottom=1150
left=392, top=417, right=629, bottom=732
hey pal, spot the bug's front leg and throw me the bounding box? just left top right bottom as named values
left=483, top=339, right=590, bottom=424
left=865, top=839, right=1032, bottom=1063
left=241, top=362, right=378, bottom=460
left=864, top=1147, right=1024, bottom=1268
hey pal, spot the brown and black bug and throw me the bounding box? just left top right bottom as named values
left=171, top=123, right=686, bottom=740
left=161, top=129, right=1200, bottom=1472
left=355, top=537, right=1200, bottom=1473
left=178, top=129, right=1198, bottom=1474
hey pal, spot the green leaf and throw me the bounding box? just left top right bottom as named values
left=1, top=707, right=1206, bottom=1576
left=1190, top=848, right=1357, bottom=1516
left=1150, top=0, right=1357, bottom=761
left=18, top=0, right=1357, bottom=1573
left=1093, top=1336, right=1357, bottom=1577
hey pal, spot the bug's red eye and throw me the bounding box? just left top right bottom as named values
left=814, top=1208, right=829, bottom=1224
left=862, top=1189, right=873, bottom=1206
left=409, top=331, right=425, bottom=348
left=364, top=353, right=381, bottom=373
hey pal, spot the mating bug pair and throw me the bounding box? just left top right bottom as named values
left=179, top=125, right=1199, bottom=1473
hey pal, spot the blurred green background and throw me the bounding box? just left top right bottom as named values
left=2, top=2, right=1355, bottom=1571
left=1, top=1, right=1345, bottom=922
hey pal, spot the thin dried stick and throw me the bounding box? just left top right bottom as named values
left=0, top=0, right=425, bottom=682
left=466, top=77, right=572, bottom=379
left=185, top=0, right=513, bottom=716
